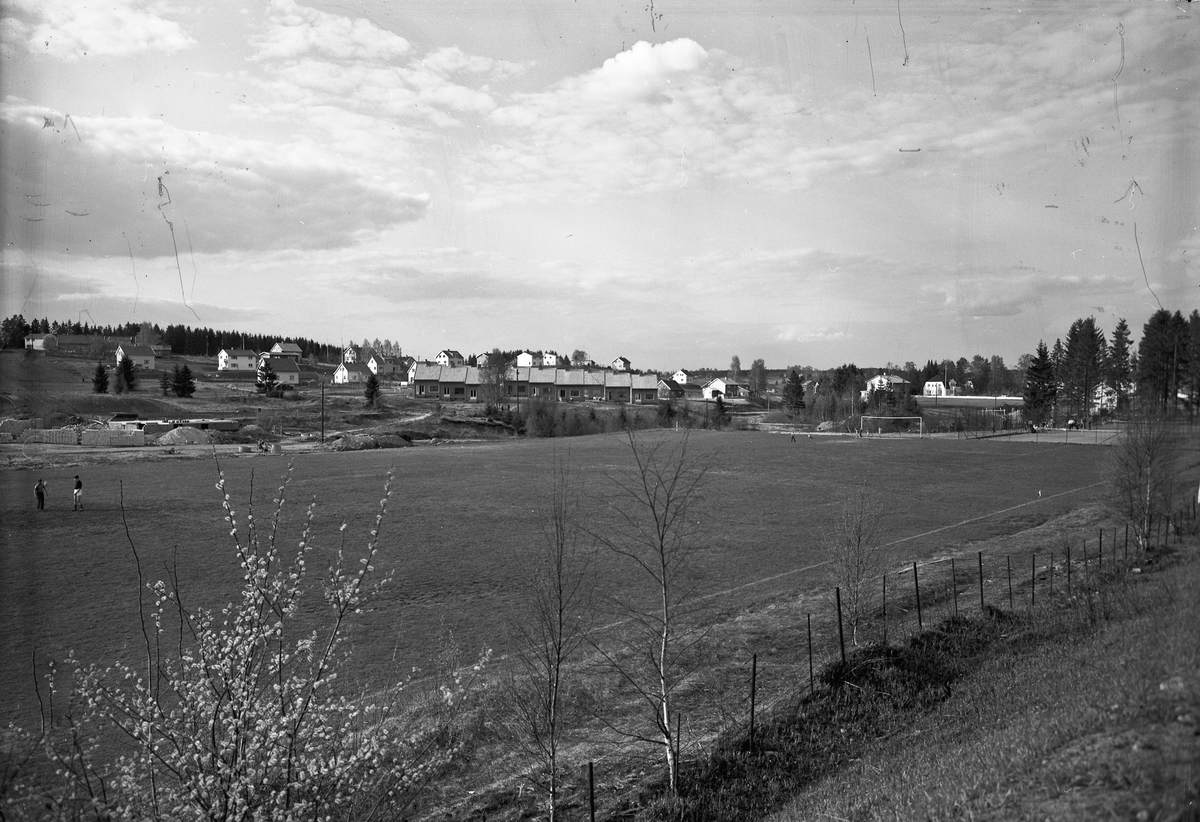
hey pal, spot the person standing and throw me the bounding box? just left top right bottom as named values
left=34, top=478, right=46, bottom=510
left=73, top=475, right=83, bottom=511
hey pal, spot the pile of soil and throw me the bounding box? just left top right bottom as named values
left=235, top=424, right=272, bottom=442
left=156, top=426, right=218, bottom=445
left=327, top=434, right=413, bottom=451
left=816, top=420, right=841, bottom=432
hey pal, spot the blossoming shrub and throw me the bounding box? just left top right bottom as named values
left=3, top=463, right=485, bottom=821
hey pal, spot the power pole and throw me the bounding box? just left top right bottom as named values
left=320, top=380, right=325, bottom=444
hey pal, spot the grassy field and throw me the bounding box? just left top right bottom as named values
left=1, top=430, right=1114, bottom=733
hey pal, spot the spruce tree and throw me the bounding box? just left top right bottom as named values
left=783, top=369, right=806, bottom=414
left=364, top=373, right=381, bottom=407
left=173, top=364, right=196, bottom=398
left=117, top=355, right=138, bottom=392
left=159, top=371, right=173, bottom=396
left=256, top=360, right=278, bottom=394
left=1022, top=340, right=1056, bottom=425
left=1108, top=318, right=1134, bottom=414
left=91, top=362, right=109, bottom=394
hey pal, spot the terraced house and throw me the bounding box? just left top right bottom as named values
left=410, top=364, right=659, bottom=403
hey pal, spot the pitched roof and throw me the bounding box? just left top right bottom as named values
left=221, top=348, right=256, bottom=357
left=631, top=374, right=659, bottom=390
left=262, top=356, right=300, bottom=372
left=337, top=362, right=373, bottom=375
left=118, top=344, right=156, bottom=357
left=272, top=342, right=303, bottom=354
left=412, top=363, right=443, bottom=381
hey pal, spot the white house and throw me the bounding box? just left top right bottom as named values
left=541, top=351, right=563, bottom=367
left=218, top=348, right=257, bottom=371
left=672, top=369, right=691, bottom=385
left=334, top=362, right=374, bottom=384
left=259, top=356, right=300, bottom=385
left=516, top=351, right=535, bottom=368
left=269, top=341, right=303, bottom=360
left=116, top=343, right=155, bottom=370
left=435, top=349, right=465, bottom=367
left=343, top=344, right=362, bottom=364
left=923, top=380, right=948, bottom=397
left=702, top=378, right=745, bottom=400
left=611, top=356, right=631, bottom=371
left=862, top=374, right=912, bottom=401
left=24, top=333, right=57, bottom=351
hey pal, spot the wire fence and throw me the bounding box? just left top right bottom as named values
left=576, top=496, right=1200, bottom=819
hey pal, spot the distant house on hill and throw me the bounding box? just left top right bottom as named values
left=270, top=341, right=303, bottom=360
left=923, top=380, right=949, bottom=397
left=24, top=333, right=57, bottom=351
left=334, top=362, right=373, bottom=384
left=116, top=343, right=155, bottom=369
left=611, top=356, right=631, bottom=371
left=343, top=344, right=362, bottom=364
left=218, top=348, right=257, bottom=371
left=702, top=377, right=746, bottom=400
left=862, top=373, right=912, bottom=401
left=435, top=349, right=465, bottom=367
left=261, top=356, right=300, bottom=385
left=516, top=352, right=535, bottom=368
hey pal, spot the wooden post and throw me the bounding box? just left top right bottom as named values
left=1066, top=542, right=1072, bottom=595
left=1124, top=523, right=1129, bottom=555
left=835, top=587, right=846, bottom=666
left=1049, top=551, right=1053, bottom=594
left=589, top=762, right=596, bottom=822
left=1007, top=555, right=1013, bottom=609
left=951, top=557, right=958, bottom=617
left=882, top=573, right=888, bottom=645
left=807, top=613, right=814, bottom=696
left=749, top=654, right=757, bottom=752
left=1031, top=553, right=1036, bottom=607
left=978, top=551, right=984, bottom=612
left=913, top=562, right=923, bottom=630
left=676, top=712, right=682, bottom=785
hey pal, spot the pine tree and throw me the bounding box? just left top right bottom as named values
left=159, top=371, right=173, bottom=397
left=173, top=364, right=196, bottom=398
left=1022, top=341, right=1056, bottom=425
left=1061, top=318, right=1106, bottom=422
left=1136, top=309, right=1187, bottom=413
left=783, top=369, right=806, bottom=414
left=91, top=362, right=109, bottom=394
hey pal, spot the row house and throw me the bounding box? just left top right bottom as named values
left=410, top=365, right=659, bottom=403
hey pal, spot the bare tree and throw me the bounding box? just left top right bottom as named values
left=1105, top=413, right=1178, bottom=551
left=501, top=453, right=594, bottom=821
left=590, top=430, right=710, bottom=795
left=480, top=348, right=510, bottom=408
left=827, top=480, right=883, bottom=646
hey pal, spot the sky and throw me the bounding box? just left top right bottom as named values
left=1, top=0, right=1196, bottom=371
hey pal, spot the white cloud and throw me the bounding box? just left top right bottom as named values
left=1, top=103, right=430, bottom=257
left=250, top=0, right=410, bottom=62
left=3, top=0, right=193, bottom=60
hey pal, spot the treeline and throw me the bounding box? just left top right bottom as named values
left=1023, top=308, right=1199, bottom=423
left=0, top=314, right=342, bottom=362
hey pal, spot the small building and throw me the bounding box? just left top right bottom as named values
left=343, top=344, right=362, bottom=364
left=411, top=362, right=443, bottom=397
left=611, top=356, right=631, bottom=372
left=270, top=341, right=303, bottom=360
left=541, top=351, right=563, bottom=367
left=24, top=333, right=58, bottom=351
left=702, top=378, right=745, bottom=400
left=218, top=348, right=257, bottom=371
left=672, top=369, right=691, bottom=385
left=333, top=362, right=373, bottom=384
left=435, top=349, right=465, bottom=368
left=630, top=374, right=659, bottom=403
left=516, top=351, right=535, bottom=368
left=922, top=380, right=949, bottom=397
left=116, top=343, right=156, bottom=370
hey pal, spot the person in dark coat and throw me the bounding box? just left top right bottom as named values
left=73, top=475, right=83, bottom=511
left=34, top=478, right=46, bottom=510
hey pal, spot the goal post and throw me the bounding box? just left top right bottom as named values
left=859, top=415, right=926, bottom=437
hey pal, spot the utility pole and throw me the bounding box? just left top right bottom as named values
left=320, top=380, right=325, bottom=444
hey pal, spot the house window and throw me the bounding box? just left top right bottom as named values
left=454, top=387, right=464, bottom=395
left=569, top=389, right=580, bottom=398
left=443, top=386, right=450, bottom=395
left=517, top=385, right=527, bottom=394
left=470, top=389, right=477, bottom=399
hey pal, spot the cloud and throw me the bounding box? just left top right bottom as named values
left=1, top=104, right=430, bottom=257
left=251, top=0, right=410, bottom=62
left=2, top=0, right=194, bottom=61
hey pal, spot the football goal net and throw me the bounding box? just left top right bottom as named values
left=859, top=415, right=926, bottom=437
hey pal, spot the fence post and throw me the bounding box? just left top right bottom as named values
left=1098, top=536, right=1103, bottom=574
left=1099, top=528, right=1103, bottom=563
left=978, top=551, right=984, bottom=612
left=1031, top=553, right=1036, bottom=607
left=807, top=613, right=814, bottom=696
left=1124, top=523, right=1129, bottom=556
left=749, top=655, right=757, bottom=752
left=676, top=713, right=682, bottom=784
left=1049, top=551, right=1054, bottom=594
left=589, top=762, right=596, bottom=822
left=835, top=587, right=846, bottom=666
left=951, top=558, right=958, bottom=618
left=1066, top=542, right=1072, bottom=595
left=913, top=562, right=923, bottom=630
left=1007, top=555, right=1013, bottom=609
left=882, top=573, right=888, bottom=645
left=1121, top=526, right=1126, bottom=562
left=1082, top=539, right=1087, bottom=581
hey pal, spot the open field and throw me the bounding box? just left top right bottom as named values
left=0, top=430, right=1120, bottom=733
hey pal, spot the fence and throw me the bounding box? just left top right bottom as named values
left=575, top=496, right=1199, bottom=820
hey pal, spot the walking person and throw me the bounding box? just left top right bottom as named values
left=73, top=475, right=83, bottom=511
left=34, top=478, right=46, bottom=510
